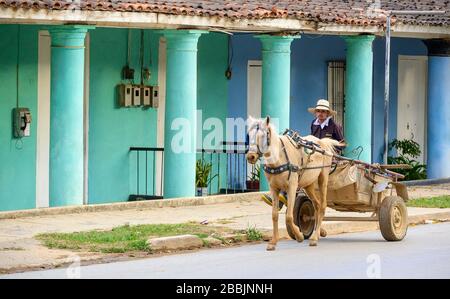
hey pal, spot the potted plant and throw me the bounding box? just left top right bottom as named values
left=196, top=159, right=218, bottom=196
left=246, top=164, right=261, bottom=191
left=388, top=138, right=427, bottom=180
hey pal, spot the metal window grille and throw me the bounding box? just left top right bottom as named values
left=327, top=61, right=346, bottom=129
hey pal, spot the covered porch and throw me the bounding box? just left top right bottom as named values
left=0, top=1, right=449, bottom=211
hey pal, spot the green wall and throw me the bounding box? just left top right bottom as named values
left=0, top=26, right=229, bottom=211
left=196, top=33, right=229, bottom=194
left=0, top=25, right=39, bottom=211
left=88, top=29, right=229, bottom=202
left=88, top=28, right=160, bottom=204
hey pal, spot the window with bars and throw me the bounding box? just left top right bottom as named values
left=327, top=61, right=346, bottom=130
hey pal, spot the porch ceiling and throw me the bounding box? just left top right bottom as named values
left=0, top=1, right=449, bottom=38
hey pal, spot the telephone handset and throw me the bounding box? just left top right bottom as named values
left=13, top=108, right=32, bottom=138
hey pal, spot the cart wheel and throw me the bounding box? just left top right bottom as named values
left=287, top=196, right=316, bottom=240
left=379, top=196, right=408, bottom=241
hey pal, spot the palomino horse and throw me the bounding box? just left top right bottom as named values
left=246, top=116, right=343, bottom=249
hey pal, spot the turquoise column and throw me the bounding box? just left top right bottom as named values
left=256, top=35, right=297, bottom=191
left=163, top=30, right=206, bottom=198
left=343, top=35, right=375, bottom=162
left=49, top=26, right=91, bottom=207
left=425, top=39, right=450, bottom=179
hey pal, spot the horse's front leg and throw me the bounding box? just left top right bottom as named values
left=305, top=173, right=329, bottom=246
left=313, top=172, right=329, bottom=245
left=286, top=175, right=304, bottom=243
left=267, top=188, right=280, bottom=251
left=304, top=183, right=321, bottom=246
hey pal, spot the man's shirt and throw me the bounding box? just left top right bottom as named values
left=310, top=117, right=344, bottom=143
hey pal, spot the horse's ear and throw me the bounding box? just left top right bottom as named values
left=247, top=116, right=255, bottom=130
left=265, top=115, right=270, bottom=126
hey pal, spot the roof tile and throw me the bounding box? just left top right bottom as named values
left=0, top=1, right=449, bottom=27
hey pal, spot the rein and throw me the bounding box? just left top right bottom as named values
left=263, top=137, right=332, bottom=179
left=247, top=125, right=333, bottom=179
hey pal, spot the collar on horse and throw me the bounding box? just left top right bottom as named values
left=263, top=138, right=300, bottom=180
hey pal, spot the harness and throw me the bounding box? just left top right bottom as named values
left=262, top=129, right=334, bottom=180
left=263, top=138, right=300, bottom=180
left=284, top=129, right=328, bottom=156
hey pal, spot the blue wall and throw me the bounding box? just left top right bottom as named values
left=427, top=56, right=450, bottom=179
left=290, top=35, right=346, bottom=136
left=372, top=37, right=427, bottom=163
left=227, top=34, right=261, bottom=141
left=228, top=33, right=427, bottom=163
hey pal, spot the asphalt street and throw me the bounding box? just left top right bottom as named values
left=2, top=222, right=450, bottom=279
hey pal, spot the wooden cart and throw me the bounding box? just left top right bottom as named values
left=286, top=160, right=410, bottom=242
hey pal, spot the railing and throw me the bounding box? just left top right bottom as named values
left=220, top=141, right=259, bottom=194
left=199, top=141, right=252, bottom=194
left=129, top=142, right=259, bottom=200
left=128, top=147, right=164, bottom=201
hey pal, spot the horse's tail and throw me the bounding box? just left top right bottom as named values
left=317, top=138, right=346, bottom=156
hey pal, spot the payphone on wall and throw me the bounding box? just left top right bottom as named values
left=13, top=107, right=32, bottom=138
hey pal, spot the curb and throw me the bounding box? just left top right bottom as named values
left=0, top=192, right=265, bottom=220
left=146, top=232, right=252, bottom=253
left=147, top=234, right=204, bottom=251
left=1, top=211, right=449, bottom=275
left=142, top=211, right=450, bottom=251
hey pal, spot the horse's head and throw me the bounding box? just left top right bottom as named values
left=246, top=115, right=273, bottom=164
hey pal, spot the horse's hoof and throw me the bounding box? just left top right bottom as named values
left=320, top=228, right=327, bottom=238
left=266, top=244, right=276, bottom=251
left=295, top=234, right=304, bottom=243
left=309, top=240, right=318, bottom=247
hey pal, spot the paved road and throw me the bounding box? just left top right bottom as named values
left=2, top=222, right=450, bottom=279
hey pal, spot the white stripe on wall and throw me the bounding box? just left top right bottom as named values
left=155, top=37, right=166, bottom=197
left=83, top=32, right=90, bottom=205
left=36, top=30, right=51, bottom=208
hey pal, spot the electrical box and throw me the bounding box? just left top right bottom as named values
left=13, top=107, right=32, bottom=138
left=141, top=86, right=151, bottom=106
left=151, top=86, right=159, bottom=108
left=118, top=84, right=133, bottom=107
left=132, top=85, right=141, bottom=106
left=122, top=66, right=135, bottom=80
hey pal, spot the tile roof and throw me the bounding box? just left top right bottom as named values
left=0, top=0, right=449, bottom=27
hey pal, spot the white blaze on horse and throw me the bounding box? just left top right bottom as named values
left=246, top=116, right=344, bottom=249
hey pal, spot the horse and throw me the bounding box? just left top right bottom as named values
left=246, top=116, right=344, bottom=249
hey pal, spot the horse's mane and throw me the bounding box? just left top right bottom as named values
left=302, top=135, right=340, bottom=156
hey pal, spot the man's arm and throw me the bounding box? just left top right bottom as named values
left=335, top=123, right=344, bottom=143
left=334, top=123, right=345, bottom=153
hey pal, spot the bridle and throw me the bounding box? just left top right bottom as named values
left=247, top=123, right=271, bottom=158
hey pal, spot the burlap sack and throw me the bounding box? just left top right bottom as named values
left=328, top=164, right=358, bottom=190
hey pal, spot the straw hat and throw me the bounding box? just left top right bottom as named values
left=307, top=99, right=337, bottom=116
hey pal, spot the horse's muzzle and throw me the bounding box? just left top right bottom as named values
left=246, top=153, right=259, bottom=164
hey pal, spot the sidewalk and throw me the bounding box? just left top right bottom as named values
left=0, top=184, right=449, bottom=274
